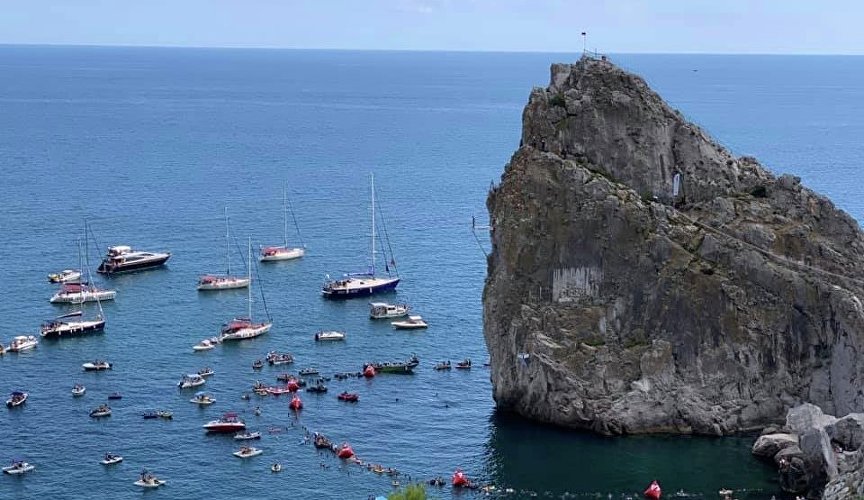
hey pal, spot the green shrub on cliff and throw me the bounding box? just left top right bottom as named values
left=388, top=483, right=427, bottom=500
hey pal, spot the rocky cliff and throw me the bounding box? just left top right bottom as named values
left=484, top=56, right=864, bottom=435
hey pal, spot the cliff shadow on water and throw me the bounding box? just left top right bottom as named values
left=486, top=411, right=780, bottom=498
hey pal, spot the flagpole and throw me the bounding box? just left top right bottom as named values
left=581, top=32, right=587, bottom=54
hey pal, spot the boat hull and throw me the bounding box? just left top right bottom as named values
left=322, top=277, right=400, bottom=299
left=97, top=254, right=170, bottom=275
left=220, top=323, right=271, bottom=341
left=203, top=423, right=246, bottom=433
left=50, top=290, right=117, bottom=304
left=260, top=247, right=305, bottom=262
left=41, top=319, right=105, bottom=339
left=196, top=277, right=251, bottom=291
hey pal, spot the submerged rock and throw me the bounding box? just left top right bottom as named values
left=484, top=56, right=864, bottom=436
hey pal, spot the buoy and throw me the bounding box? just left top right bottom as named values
left=452, top=469, right=470, bottom=488
left=287, top=380, right=299, bottom=392
left=363, top=365, right=376, bottom=378
left=289, top=395, right=303, bottom=410
left=337, top=443, right=354, bottom=459
left=644, top=480, right=662, bottom=500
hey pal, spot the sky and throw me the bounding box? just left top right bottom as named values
left=0, top=0, right=861, bottom=54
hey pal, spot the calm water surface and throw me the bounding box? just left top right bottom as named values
left=2, top=47, right=861, bottom=499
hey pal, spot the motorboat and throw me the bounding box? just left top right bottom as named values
left=90, top=404, right=112, bottom=418
left=306, top=381, right=327, bottom=393
left=271, top=462, right=282, bottom=473
left=322, top=174, right=400, bottom=299
left=219, top=238, right=272, bottom=341
left=41, top=310, right=105, bottom=339
left=197, top=274, right=250, bottom=291
left=203, top=412, right=246, bottom=433
left=82, top=360, right=112, bottom=371
left=234, top=431, right=261, bottom=441
left=314, top=330, right=346, bottom=341
left=134, top=471, right=165, bottom=488
left=158, top=410, right=173, bottom=419
left=313, top=433, right=332, bottom=449
left=8, top=335, right=38, bottom=352
left=455, top=359, right=472, bottom=370
left=233, top=446, right=263, bottom=459
left=108, top=392, right=122, bottom=400
left=289, top=395, right=303, bottom=410
left=97, top=245, right=170, bottom=275
left=260, top=181, right=305, bottom=262
left=266, top=351, right=294, bottom=365
left=452, top=469, right=470, bottom=488
left=369, top=302, right=409, bottom=319
left=2, top=460, right=35, bottom=475
left=337, top=443, right=354, bottom=459
left=434, top=360, right=451, bottom=371
left=252, top=359, right=264, bottom=370
left=6, top=391, right=27, bottom=408
left=142, top=411, right=159, bottom=419
left=298, top=367, right=319, bottom=377
left=190, top=392, right=215, bottom=405
left=71, top=384, right=86, bottom=396
left=391, top=315, right=428, bottom=330
left=178, top=374, right=206, bottom=389
left=101, top=453, right=123, bottom=465
left=193, top=337, right=220, bottom=351
left=363, top=361, right=414, bottom=375
left=197, top=367, right=215, bottom=378
left=337, top=392, right=359, bottom=403
left=48, top=269, right=81, bottom=283
left=49, top=282, right=117, bottom=304
left=267, top=385, right=292, bottom=396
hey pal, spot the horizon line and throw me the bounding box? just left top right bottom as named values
left=0, top=42, right=862, bottom=57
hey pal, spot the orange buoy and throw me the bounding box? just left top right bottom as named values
left=289, top=395, right=303, bottom=410
left=452, top=469, right=470, bottom=488
left=363, top=365, right=376, bottom=378
left=337, top=443, right=354, bottom=459
left=644, top=480, right=661, bottom=500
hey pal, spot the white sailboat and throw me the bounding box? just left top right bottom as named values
left=322, top=174, right=400, bottom=298
left=260, top=182, right=305, bottom=262
left=198, top=208, right=251, bottom=291
left=220, top=238, right=272, bottom=341
left=50, top=239, right=117, bottom=304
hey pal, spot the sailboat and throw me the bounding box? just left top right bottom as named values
left=197, top=208, right=251, bottom=291
left=219, top=238, right=272, bottom=341
left=260, top=183, right=305, bottom=262
left=322, top=174, right=400, bottom=299
left=50, top=238, right=117, bottom=304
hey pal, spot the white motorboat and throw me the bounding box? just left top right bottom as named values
left=90, top=404, right=112, bottom=418
left=97, top=245, right=170, bottom=275
left=101, top=453, right=123, bottom=465
left=48, top=269, right=81, bottom=283
left=190, top=392, right=216, bottom=405
left=71, top=384, right=86, bottom=396
left=260, top=182, right=305, bottom=262
left=134, top=472, right=165, bottom=488
left=193, top=337, right=220, bottom=351
left=197, top=367, right=215, bottom=378
left=178, top=374, right=206, bottom=389
left=198, top=208, right=250, bottom=291
left=219, top=239, right=272, bottom=342
left=266, top=351, right=294, bottom=365
left=50, top=283, right=117, bottom=304
left=392, top=315, right=428, bottom=330
left=2, top=460, right=35, bottom=475
left=203, top=412, right=246, bottom=433
left=314, top=330, right=346, bottom=341
left=234, top=431, right=261, bottom=440
left=6, top=391, right=27, bottom=408
left=82, top=360, right=112, bottom=371
left=8, top=335, right=38, bottom=352
left=233, top=446, right=263, bottom=458
left=370, top=302, right=410, bottom=319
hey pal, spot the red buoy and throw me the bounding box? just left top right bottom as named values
left=644, top=480, right=661, bottom=500
left=452, top=469, right=470, bottom=488
left=289, top=395, right=303, bottom=411
left=363, top=365, right=376, bottom=378
left=286, top=380, right=299, bottom=392
left=337, top=443, right=354, bottom=459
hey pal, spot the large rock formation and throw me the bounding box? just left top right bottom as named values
left=484, top=56, right=864, bottom=436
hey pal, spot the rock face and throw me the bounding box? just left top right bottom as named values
left=484, top=56, right=864, bottom=436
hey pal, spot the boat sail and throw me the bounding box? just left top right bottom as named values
left=198, top=208, right=251, bottom=291
left=260, top=182, right=305, bottom=262
left=322, top=174, right=400, bottom=299
left=220, top=238, right=272, bottom=341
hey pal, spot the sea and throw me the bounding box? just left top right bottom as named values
left=1, top=46, right=862, bottom=499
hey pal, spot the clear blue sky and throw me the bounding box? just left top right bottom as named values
left=0, top=0, right=859, bottom=54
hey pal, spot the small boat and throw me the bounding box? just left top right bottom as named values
left=49, top=282, right=117, bottom=304
left=8, top=335, right=38, bottom=353
left=233, top=446, right=263, bottom=459
left=142, top=411, right=159, bottom=419
left=363, top=361, right=414, bottom=375
left=203, top=412, right=246, bottom=433
left=314, top=330, right=346, bottom=342
left=337, top=443, right=354, bottom=459
left=71, top=384, right=86, bottom=396
left=434, top=361, right=451, bottom=371
left=158, top=410, right=173, bottom=419
left=234, top=431, right=261, bottom=441
left=337, top=392, right=359, bottom=403
left=82, top=360, right=112, bottom=371
left=452, top=469, right=470, bottom=488
left=48, top=269, right=82, bottom=283
left=134, top=470, right=166, bottom=488
left=298, top=367, right=319, bottom=377
left=108, top=392, right=122, bottom=400
left=266, top=352, right=294, bottom=365
left=645, top=480, right=662, bottom=500
left=6, top=391, right=27, bottom=408
left=178, top=374, right=206, bottom=389
left=197, top=367, right=215, bottom=378
left=190, top=392, right=216, bottom=405
left=193, top=337, right=220, bottom=351
left=260, top=182, right=305, bottom=262
left=455, top=359, right=472, bottom=370
left=369, top=302, right=409, bottom=319
left=2, top=460, right=35, bottom=475
left=90, top=404, right=112, bottom=418
left=97, top=245, right=170, bottom=275
left=101, top=453, right=123, bottom=465
left=306, top=381, right=327, bottom=394
left=252, top=359, right=264, bottom=370
left=313, top=433, right=332, bottom=449
left=271, top=462, right=282, bottom=473
left=267, top=385, right=292, bottom=396
left=289, top=395, right=303, bottom=410
left=391, top=315, right=428, bottom=330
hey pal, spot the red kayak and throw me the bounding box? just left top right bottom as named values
left=337, top=443, right=354, bottom=459
left=289, top=395, right=303, bottom=410
left=337, top=392, right=359, bottom=402
left=644, top=480, right=662, bottom=500
left=452, top=469, right=470, bottom=488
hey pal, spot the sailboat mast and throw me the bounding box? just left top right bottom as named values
left=371, top=173, right=376, bottom=275
left=283, top=182, right=289, bottom=248
left=225, top=207, right=230, bottom=276
left=247, top=237, right=252, bottom=320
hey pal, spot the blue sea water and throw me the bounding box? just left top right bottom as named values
left=1, top=46, right=862, bottom=499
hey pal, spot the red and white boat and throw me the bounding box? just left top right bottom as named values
left=266, top=385, right=292, bottom=396
left=260, top=183, right=305, bottom=262
left=203, top=412, right=246, bottom=433
left=50, top=282, right=116, bottom=304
